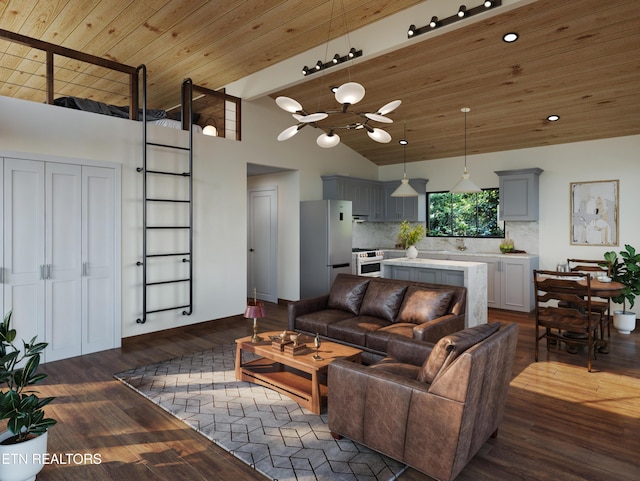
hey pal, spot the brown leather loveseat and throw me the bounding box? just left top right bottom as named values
left=328, top=322, right=519, bottom=481
left=288, top=273, right=466, bottom=363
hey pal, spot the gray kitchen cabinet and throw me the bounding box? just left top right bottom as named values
left=501, top=256, right=538, bottom=312
left=382, top=178, right=427, bottom=222
left=322, top=175, right=380, bottom=218
left=443, top=252, right=539, bottom=312
left=385, top=265, right=465, bottom=287
left=323, top=175, right=426, bottom=222
left=495, top=168, right=543, bottom=221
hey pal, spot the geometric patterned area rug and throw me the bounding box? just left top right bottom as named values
left=114, top=344, right=407, bottom=481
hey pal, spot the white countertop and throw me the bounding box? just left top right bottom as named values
left=381, top=257, right=486, bottom=269
left=382, top=249, right=538, bottom=259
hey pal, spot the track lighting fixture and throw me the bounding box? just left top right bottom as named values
left=301, top=47, right=363, bottom=77
left=407, top=0, right=501, bottom=38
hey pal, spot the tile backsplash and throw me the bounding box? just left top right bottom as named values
left=353, top=220, right=539, bottom=255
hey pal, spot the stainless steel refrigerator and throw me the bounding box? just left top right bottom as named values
left=300, top=199, right=352, bottom=298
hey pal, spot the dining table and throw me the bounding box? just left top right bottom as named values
left=578, top=278, right=624, bottom=297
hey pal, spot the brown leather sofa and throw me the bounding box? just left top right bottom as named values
left=328, top=322, right=519, bottom=481
left=288, top=273, right=466, bottom=363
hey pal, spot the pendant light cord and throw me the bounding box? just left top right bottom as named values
left=462, top=107, right=470, bottom=170
left=403, top=120, right=407, bottom=175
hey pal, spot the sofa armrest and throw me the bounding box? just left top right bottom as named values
left=287, top=294, right=330, bottom=331
left=412, top=313, right=465, bottom=343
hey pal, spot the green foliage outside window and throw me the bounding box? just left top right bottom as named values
left=427, top=188, right=504, bottom=238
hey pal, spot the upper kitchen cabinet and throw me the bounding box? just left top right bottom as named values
left=495, top=168, right=543, bottom=221
left=382, top=178, right=427, bottom=222
left=322, top=175, right=383, bottom=219
left=322, top=175, right=427, bottom=222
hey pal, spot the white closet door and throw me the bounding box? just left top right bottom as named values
left=81, top=166, right=116, bottom=354
left=45, top=163, right=82, bottom=362
left=3, top=158, right=46, bottom=348
left=0, top=159, right=3, bottom=320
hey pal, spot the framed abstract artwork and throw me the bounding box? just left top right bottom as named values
left=570, top=180, right=619, bottom=245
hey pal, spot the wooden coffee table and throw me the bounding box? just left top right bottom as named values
left=235, top=332, right=362, bottom=414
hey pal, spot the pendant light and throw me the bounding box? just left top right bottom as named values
left=275, top=0, right=401, bottom=148
left=391, top=121, right=419, bottom=197
left=450, top=107, right=482, bottom=193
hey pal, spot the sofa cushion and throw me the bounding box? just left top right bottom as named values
left=359, top=281, right=407, bottom=322
left=418, top=322, right=502, bottom=384
left=396, top=286, right=454, bottom=324
left=365, top=323, right=415, bottom=353
left=327, top=276, right=371, bottom=315
left=295, top=310, right=354, bottom=336
left=327, top=316, right=391, bottom=346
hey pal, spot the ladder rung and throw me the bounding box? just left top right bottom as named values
left=147, top=141, right=190, bottom=151
left=146, top=305, right=190, bottom=314
left=146, top=278, right=191, bottom=286
left=146, top=198, right=190, bottom=203
left=145, top=169, right=191, bottom=177
left=146, top=253, right=190, bottom=258
left=146, top=226, right=190, bottom=229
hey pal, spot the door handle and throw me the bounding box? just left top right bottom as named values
left=40, top=265, right=45, bottom=280
left=46, top=264, right=52, bottom=279
left=82, top=262, right=88, bottom=276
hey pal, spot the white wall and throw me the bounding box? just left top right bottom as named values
left=3, top=93, right=638, bottom=336
left=0, top=95, right=378, bottom=336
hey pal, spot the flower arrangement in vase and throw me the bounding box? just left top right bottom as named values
left=398, top=220, right=425, bottom=258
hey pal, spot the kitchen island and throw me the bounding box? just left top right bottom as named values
left=381, top=257, right=487, bottom=327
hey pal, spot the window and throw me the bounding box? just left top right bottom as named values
left=427, top=188, right=504, bottom=238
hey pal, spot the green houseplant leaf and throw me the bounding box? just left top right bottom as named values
left=0, top=311, right=57, bottom=443
left=604, top=244, right=640, bottom=311
left=398, top=220, right=426, bottom=249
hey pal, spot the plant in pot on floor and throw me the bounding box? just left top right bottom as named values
left=398, top=220, right=425, bottom=259
left=603, top=244, right=640, bottom=334
left=0, top=311, right=57, bottom=481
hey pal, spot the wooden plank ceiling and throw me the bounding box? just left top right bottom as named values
left=0, top=0, right=638, bottom=165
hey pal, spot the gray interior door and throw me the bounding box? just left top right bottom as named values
left=247, top=187, right=278, bottom=303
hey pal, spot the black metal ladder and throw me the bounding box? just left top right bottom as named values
left=136, top=65, right=194, bottom=324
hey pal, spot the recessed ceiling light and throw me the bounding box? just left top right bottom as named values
left=547, top=114, right=560, bottom=122
left=503, top=32, right=519, bottom=43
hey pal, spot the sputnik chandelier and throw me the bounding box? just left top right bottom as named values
left=276, top=87, right=401, bottom=148
left=275, top=0, right=401, bottom=148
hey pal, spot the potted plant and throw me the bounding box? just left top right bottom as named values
left=0, top=311, right=56, bottom=481
left=603, top=244, right=640, bottom=334
left=398, top=220, right=425, bottom=259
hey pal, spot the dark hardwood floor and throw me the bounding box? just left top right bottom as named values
left=35, top=304, right=640, bottom=480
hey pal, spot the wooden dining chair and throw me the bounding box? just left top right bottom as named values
left=533, top=270, right=601, bottom=372
left=567, top=258, right=612, bottom=341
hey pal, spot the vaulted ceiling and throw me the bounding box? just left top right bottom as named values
left=1, top=0, right=639, bottom=165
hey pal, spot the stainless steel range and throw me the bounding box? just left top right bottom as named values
left=352, top=248, right=385, bottom=277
